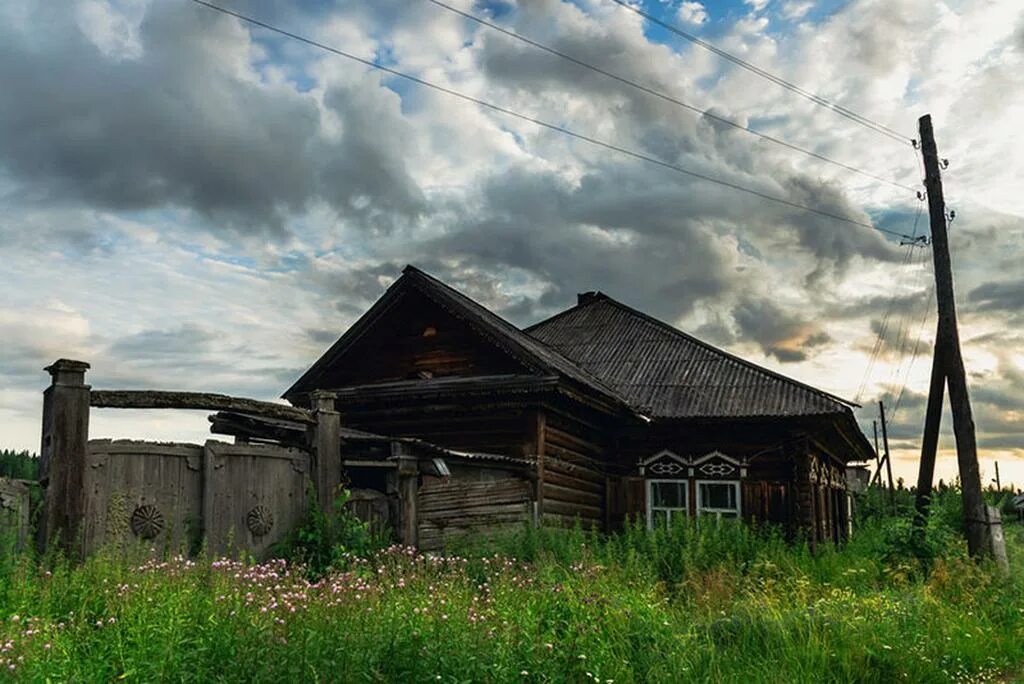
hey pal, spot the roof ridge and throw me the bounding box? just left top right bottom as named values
left=573, top=294, right=859, bottom=410
left=523, top=295, right=599, bottom=333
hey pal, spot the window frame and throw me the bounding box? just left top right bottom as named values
left=695, top=479, right=742, bottom=520
left=646, top=478, right=689, bottom=529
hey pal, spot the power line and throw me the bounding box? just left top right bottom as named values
left=423, top=0, right=917, bottom=192
left=854, top=199, right=926, bottom=403
left=189, top=0, right=917, bottom=239
left=884, top=243, right=932, bottom=394
left=606, top=0, right=914, bottom=145
left=891, top=278, right=935, bottom=422
left=854, top=241, right=919, bottom=403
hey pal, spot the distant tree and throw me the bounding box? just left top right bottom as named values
left=0, top=449, right=39, bottom=479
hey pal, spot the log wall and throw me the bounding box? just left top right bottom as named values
left=540, top=411, right=609, bottom=528
left=418, top=476, right=532, bottom=551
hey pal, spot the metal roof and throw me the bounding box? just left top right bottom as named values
left=527, top=294, right=859, bottom=420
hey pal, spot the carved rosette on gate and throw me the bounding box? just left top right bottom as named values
left=246, top=505, right=274, bottom=537
left=129, top=504, right=165, bottom=540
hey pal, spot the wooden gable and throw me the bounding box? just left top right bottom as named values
left=304, top=288, right=530, bottom=390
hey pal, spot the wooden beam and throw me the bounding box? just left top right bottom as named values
left=91, top=390, right=313, bottom=424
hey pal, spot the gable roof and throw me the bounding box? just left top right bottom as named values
left=526, top=293, right=860, bottom=420
left=284, top=266, right=628, bottom=411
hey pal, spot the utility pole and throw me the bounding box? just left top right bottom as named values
left=879, top=401, right=895, bottom=512
left=994, top=461, right=1001, bottom=491
left=914, top=114, right=988, bottom=558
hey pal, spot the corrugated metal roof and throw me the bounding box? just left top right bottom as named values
left=526, top=294, right=858, bottom=419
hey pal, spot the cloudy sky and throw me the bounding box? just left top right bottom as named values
left=1, top=0, right=1022, bottom=487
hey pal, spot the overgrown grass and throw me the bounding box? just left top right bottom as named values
left=2, top=492, right=1023, bottom=682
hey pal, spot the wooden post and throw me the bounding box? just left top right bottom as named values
left=879, top=401, right=895, bottom=512
left=393, top=441, right=419, bottom=547
left=872, top=421, right=882, bottom=484
left=914, top=333, right=945, bottom=526
left=39, top=359, right=91, bottom=556
left=994, top=461, right=1001, bottom=491
left=531, top=410, right=546, bottom=526
left=918, top=114, right=987, bottom=558
left=311, top=391, right=341, bottom=513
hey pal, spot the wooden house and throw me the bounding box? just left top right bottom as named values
left=284, top=266, right=874, bottom=550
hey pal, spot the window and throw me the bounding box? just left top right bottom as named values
left=696, top=480, right=741, bottom=520
left=647, top=479, right=688, bottom=529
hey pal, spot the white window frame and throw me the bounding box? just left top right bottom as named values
left=647, top=479, right=688, bottom=529
left=695, top=480, right=741, bottom=521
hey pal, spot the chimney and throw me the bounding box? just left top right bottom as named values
left=577, top=291, right=600, bottom=306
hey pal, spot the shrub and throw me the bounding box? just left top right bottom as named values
left=275, top=486, right=389, bottom=576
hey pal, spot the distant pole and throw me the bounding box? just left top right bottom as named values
left=918, top=114, right=987, bottom=558
left=879, top=401, right=895, bottom=512
left=994, top=461, right=1001, bottom=491
left=873, top=420, right=882, bottom=484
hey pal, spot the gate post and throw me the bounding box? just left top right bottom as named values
left=393, top=441, right=419, bottom=548
left=39, top=359, right=91, bottom=555
left=311, top=391, right=341, bottom=513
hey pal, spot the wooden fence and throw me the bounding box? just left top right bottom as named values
left=38, top=359, right=341, bottom=559
left=0, top=478, right=32, bottom=553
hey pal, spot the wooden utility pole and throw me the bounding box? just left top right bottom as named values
left=913, top=114, right=988, bottom=558
left=879, top=401, right=895, bottom=511
left=994, top=461, right=1001, bottom=491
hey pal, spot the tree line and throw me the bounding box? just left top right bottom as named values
left=0, top=449, right=38, bottom=480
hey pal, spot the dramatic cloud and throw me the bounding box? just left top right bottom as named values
left=1, top=0, right=1022, bottom=485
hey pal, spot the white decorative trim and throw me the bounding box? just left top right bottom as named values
left=691, top=449, right=742, bottom=466
left=640, top=449, right=687, bottom=466
left=640, top=449, right=687, bottom=477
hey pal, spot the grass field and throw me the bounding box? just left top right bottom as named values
left=1, top=492, right=1022, bottom=683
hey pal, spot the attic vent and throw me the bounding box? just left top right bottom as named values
left=577, top=291, right=599, bottom=306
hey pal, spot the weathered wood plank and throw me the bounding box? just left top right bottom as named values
left=542, top=482, right=604, bottom=507
left=541, top=468, right=604, bottom=494
left=91, top=391, right=313, bottom=424
left=543, top=498, right=602, bottom=519
left=420, top=505, right=530, bottom=522
left=543, top=443, right=605, bottom=471
left=544, top=453, right=605, bottom=484
left=544, top=426, right=604, bottom=457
